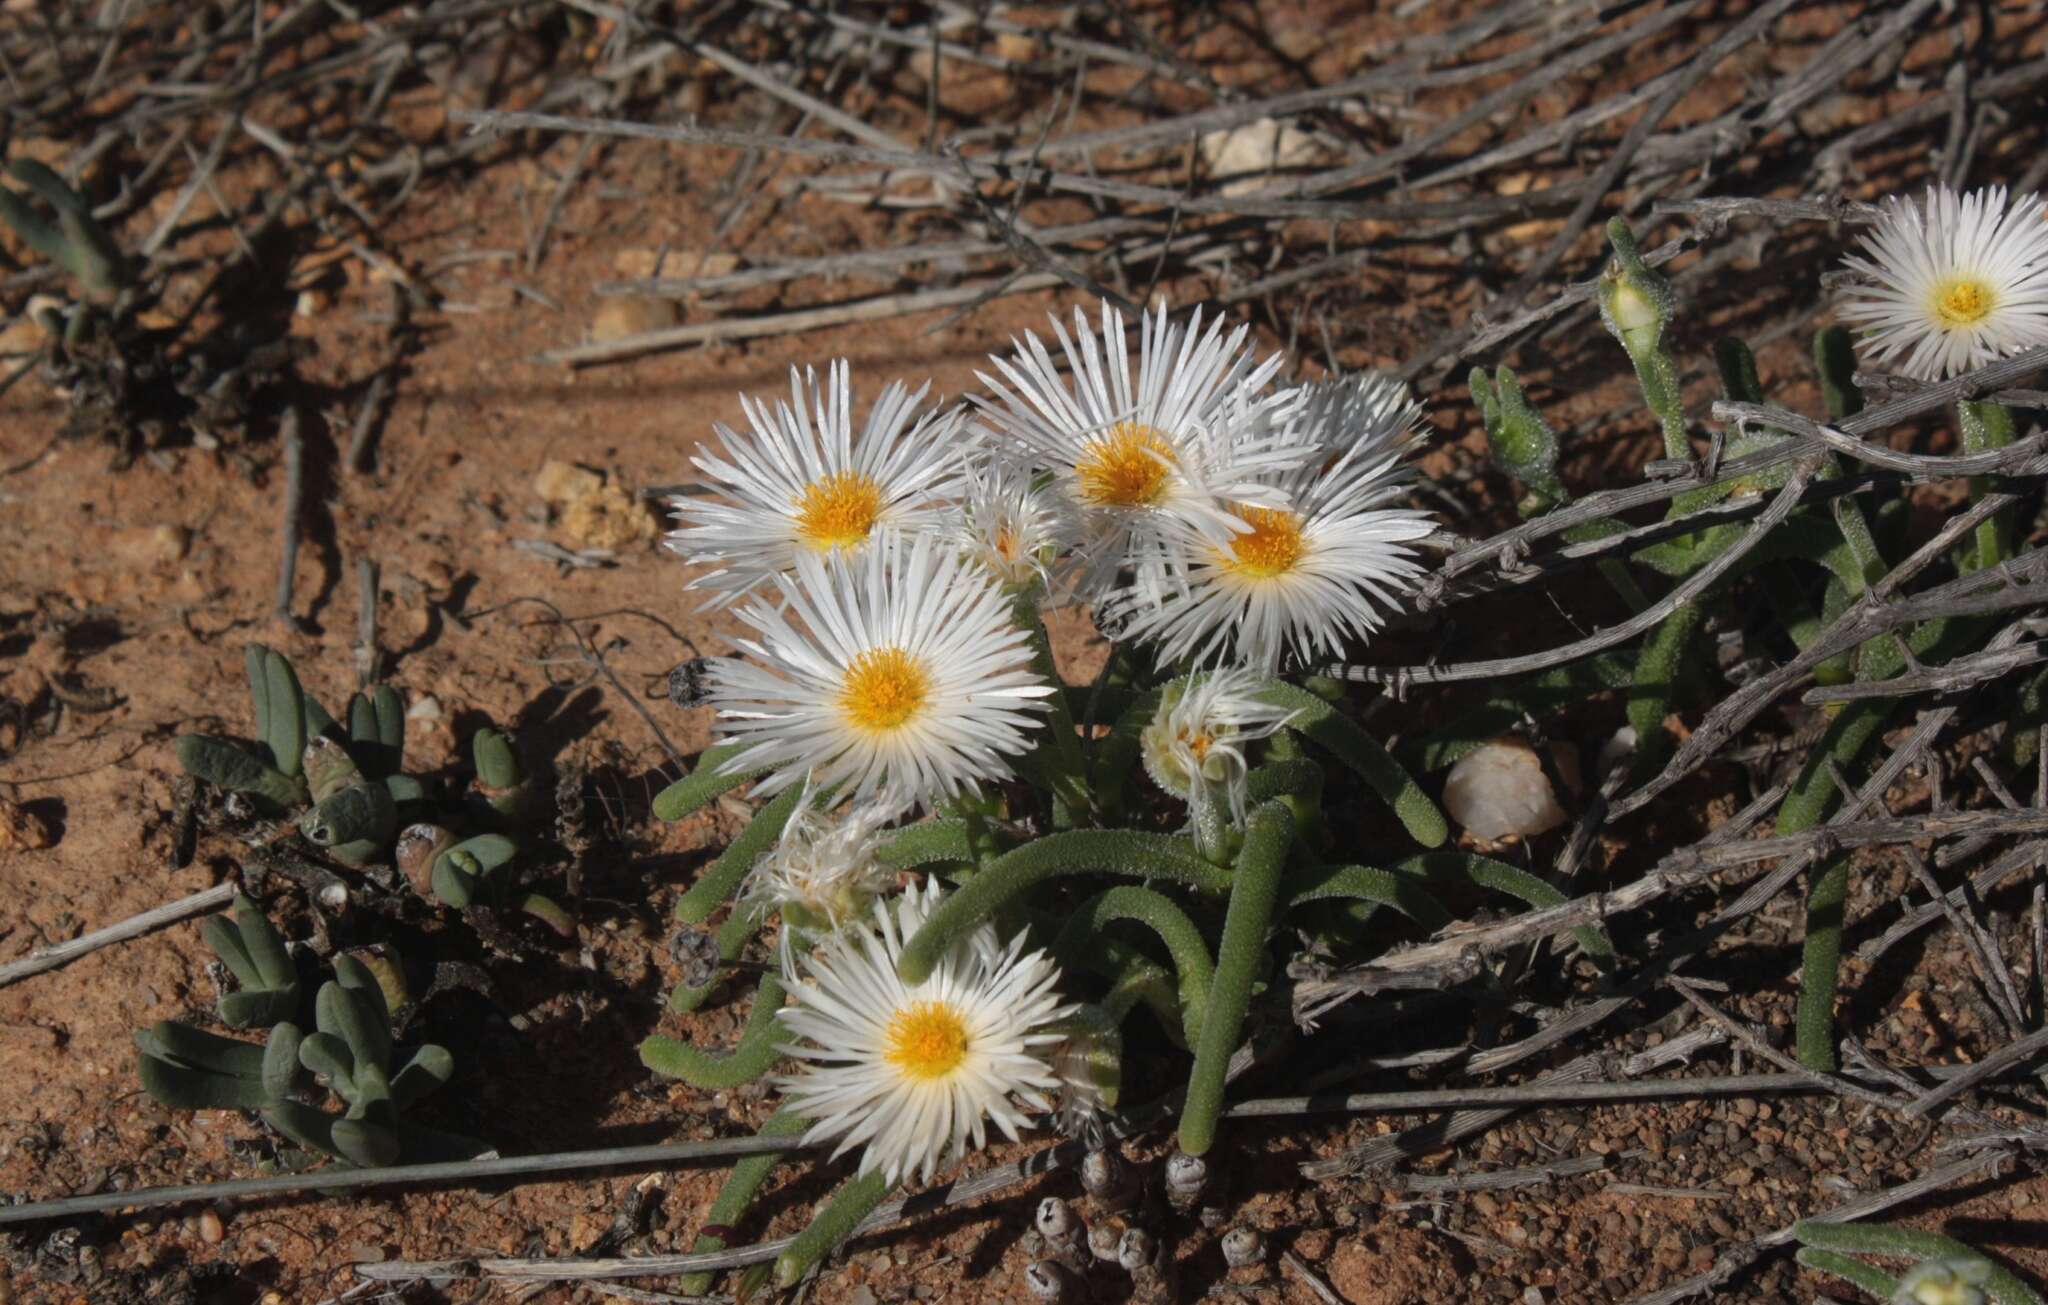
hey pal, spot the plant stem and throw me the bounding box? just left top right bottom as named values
left=1178, top=801, right=1291, bottom=1156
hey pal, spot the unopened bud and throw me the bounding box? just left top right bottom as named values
left=1116, top=1227, right=1158, bottom=1275
left=1221, top=1227, right=1266, bottom=1269
left=1163, top=1150, right=1207, bottom=1213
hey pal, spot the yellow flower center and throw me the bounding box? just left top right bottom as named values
left=839, top=646, right=931, bottom=733
left=1219, top=505, right=1307, bottom=578
left=993, top=524, right=1020, bottom=560
left=1074, top=422, right=1176, bottom=508
left=793, top=471, right=885, bottom=550
left=1931, top=277, right=1995, bottom=330
left=1179, top=728, right=1214, bottom=762
left=883, top=1000, right=969, bottom=1080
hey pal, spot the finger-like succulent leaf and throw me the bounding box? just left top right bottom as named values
left=430, top=852, right=477, bottom=908
left=341, top=946, right=409, bottom=1019
left=232, top=895, right=295, bottom=989
left=262, top=1100, right=338, bottom=1157
left=320, top=968, right=392, bottom=1068
left=383, top=773, right=426, bottom=804
left=219, top=988, right=300, bottom=1029
left=138, top=1053, right=275, bottom=1111
left=298, top=1030, right=358, bottom=1098
left=472, top=728, right=522, bottom=790
left=175, top=735, right=302, bottom=809
left=260, top=648, right=307, bottom=777
left=135, top=1021, right=267, bottom=1078
left=200, top=914, right=262, bottom=990
left=389, top=1045, right=455, bottom=1110
left=513, top=891, right=575, bottom=937
left=333, top=953, right=392, bottom=1029
left=262, top=1021, right=305, bottom=1100
left=330, top=1117, right=402, bottom=1168
left=298, top=782, right=395, bottom=850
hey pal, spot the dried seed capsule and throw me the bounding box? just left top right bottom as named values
left=1162, top=1150, right=1207, bottom=1212
left=1116, top=1227, right=1157, bottom=1276
left=668, top=925, right=723, bottom=989
left=1023, top=1259, right=1074, bottom=1302
left=1088, top=1224, right=1123, bottom=1264
left=1221, top=1227, right=1266, bottom=1269
left=1035, top=1196, right=1088, bottom=1271
left=1081, top=1146, right=1135, bottom=1212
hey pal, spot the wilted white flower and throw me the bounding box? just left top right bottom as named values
left=1837, top=185, right=2048, bottom=381
left=667, top=361, right=972, bottom=605
left=738, top=786, right=894, bottom=949
left=703, top=531, right=1054, bottom=819
left=776, top=880, right=1075, bottom=1185
left=1139, top=670, right=1299, bottom=822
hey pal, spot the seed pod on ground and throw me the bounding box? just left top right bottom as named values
left=1035, top=1197, right=1087, bottom=1271
left=1023, top=1259, right=1076, bottom=1302
left=1087, top=1224, right=1123, bottom=1264
left=1081, top=1145, right=1136, bottom=1212
left=1221, top=1227, right=1266, bottom=1270
left=1116, top=1227, right=1157, bottom=1275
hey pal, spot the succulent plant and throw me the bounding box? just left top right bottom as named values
left=0, top=158, right=127, bottom=303
left=136, top=900, right=489, bottom=1168
left=175, top=647, right=568, bottom=934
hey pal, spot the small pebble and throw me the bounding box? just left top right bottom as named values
left=197, top=1207, right=224, bottom=1244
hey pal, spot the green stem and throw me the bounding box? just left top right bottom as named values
left=1793, top=1247, right=1899, bottom=1300
left=1054, top=886, right=1214, bottom=1046
left=652, top=741, right=770, bottom=822
left=1282, top=862, right=1450, bottom=929
left=1255, top=681, right=1446, bottom=847
left=1022, top=617, right=1094, bottom=820
left=876, top=820, right=971, bottom=868
left=674, top=783, right=807, bottom=925
left=1795, top=1220, right=2043, bottom=1305
left=774, top=1168, right=892, bottom=1287
left=677, top=1109, right=811, bottom=1294
left=1400, top=851, right=1614, bottom=961
left=640, top=971, right=787, bottom=1088
left=1958, top=399, right=2018, bottom=573
left=897, top=831, right=1231, bottom=984
left=1178, top=801, right=1291, bottom=1156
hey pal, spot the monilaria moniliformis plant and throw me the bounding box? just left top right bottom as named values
left=641, top=306, right=1612, bottom=1291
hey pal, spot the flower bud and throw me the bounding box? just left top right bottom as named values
left=1116, top=1227, right=1158, bottom=1275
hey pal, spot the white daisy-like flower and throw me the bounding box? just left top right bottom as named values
left=738, top=785, right=895, bottom=949
left=1837, top=185, right=2048, bottom=381
left=1110, top=374, right=1435, bottom=672
left=776, top=879, right=1076, bottom=1185
left=666, top=360, right=973, bottom=606
left=951, top=454, right=1075, bottom=594
left=704, top=530, right=1055, bottom=818
left=974, top=302, right=1312, bottom=601
left=1139, top=669, right=1299, bottom=822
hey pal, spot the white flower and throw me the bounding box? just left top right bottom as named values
left=974, top=302, right=1312, bottom=601
left=952, top=455, right=1075, bottom=593
left=1837, top=185, right=2048, bottom=381
left=666, top=360, right=973, bottom=606
left=739, top=786, right=895, bottom=949
left=1139, top=670, right=1299, bottom=822
left=1109, top=374, right=1435, bottom=672
left=704, top=531, right=1055, bottom=818
left=776, top=880, right=1075, bottom=1185
left=1894, top=1258, right=1990, bottom=1305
